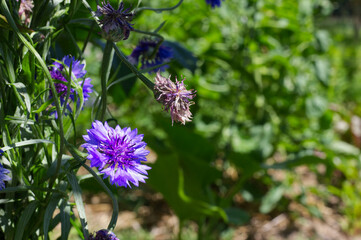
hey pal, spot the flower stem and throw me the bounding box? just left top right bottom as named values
left=82, top=21, right=96, bottom=54
left=64, top=25, right=83, bottom=58
left=135, top=0, right=184, bottom=13
left=112, top=43, right=155, bottom=92
left=99, top=40, right=114, bottom=122
left=62, top=62, right=73, bottom=117
left=107, top=61, right=171, bottom=90
left=133, top=28, right=164, bottom=41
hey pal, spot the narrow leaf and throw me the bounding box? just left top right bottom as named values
left=1, top=139, right=54, bottom=152
left=60, top=200, right=71, bottom=240
left=14, top=201, right=38, bottom=240
left=33, top=99, right=54, bottom=113
left=67, top=172, right=89, bottom=238
left=44, top=194, right=62, bottom=240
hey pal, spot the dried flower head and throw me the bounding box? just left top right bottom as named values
left=96, top=1, right=135, bottom=41
left=128, top=38, right=173, bottom=73
left=18, top=0, right=33, bottom=25
left=82, top=121, right=151, bottom=188
left=88, top=229, right=119, bottom=240
left=154, top=72, right=196, bottom=125
left=206, top=0, right=224, bottom=8
left=49, top=55, right=93, bottom=118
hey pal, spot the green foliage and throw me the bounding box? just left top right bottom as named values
left=127, top=1, right=339, bottom=236
left=1, top=0, right=361, bottom=238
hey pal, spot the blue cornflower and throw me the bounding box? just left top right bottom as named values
left=49, top=55, right=93, bottom=118
left=96, top=1, right=134, bottom=41
left=88, top=229, right=119, bottom=240
left=206, top=0, right=224, bottom=8
left=128, top=38, right=173, bottom=73
left=0, top=150, right=11, bottom=190
left=82, top=121, right=151, bottom=188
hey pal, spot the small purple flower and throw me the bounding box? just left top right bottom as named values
left=154, top=72, right=196, bottom=125
left=206, top=0, right=224, bottom=8
left=49, top=55, right=93, bottom=118
left=18, top=0, right=33, bottom=25
left=88, top=229, right=119, bottom=240
left=128, top=38, right=173, bottom=73
left=0, top=150, right=11, bottom=190
left=96, top=1, right=135, bottom=41
left=82, top=121, right=151, bottom=188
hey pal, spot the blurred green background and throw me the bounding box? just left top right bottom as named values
left=54, top=0, right=361, bottom=239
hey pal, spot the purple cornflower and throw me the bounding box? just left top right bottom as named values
left=82, top=121, right=151, bottom=188
left=154, top=72, right=196, bottom=125
left=128, top=38, right=173, bottom=73
left=206, top=0, right=224, bottom=8
left=18, top=0, right=33, bottom=25
left=49, top=55, right=93, bottom=118
left=95, top=1, right=135, bottom=41
left=0, top=150, right=11, bottom=190
left=88, top=229, right=119, bottom=240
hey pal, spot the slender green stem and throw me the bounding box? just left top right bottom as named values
left=135, top=0, right=183, bottom=13
left=107, top=61, right=171, bottom=90
left=154, top=21, right=167, bottom=33
left=65, top=76, right=87, bottom=139
left=178, top=219, right=184, bottom=240
left=112, top=43, right=155, bottom=91
left=64, top=25, right=83, bottom=58
left=91, top=93, right=101, bottom=121
left=81, top=0, right=100, bottom=22
left=133, top=28, right=164, bottom=41
left=82, top=21, right=95, bottom=54
left=61, top=62, right=73, bottom=117
left=99, top=40, right=114, bottom=121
